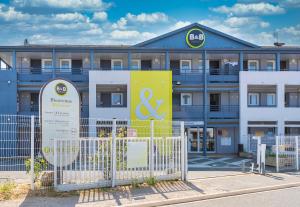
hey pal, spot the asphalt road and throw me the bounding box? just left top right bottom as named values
left=166, top=186, right=300, bottom=207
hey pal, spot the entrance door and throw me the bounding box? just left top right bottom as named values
left=188, top=128, right=216, bottom=153
left=188, top=128, right=199, bottom=152
left=210, top=94, right=220, bottom=112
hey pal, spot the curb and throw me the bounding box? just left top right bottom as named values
left=123, top=182, right=300, bottom=207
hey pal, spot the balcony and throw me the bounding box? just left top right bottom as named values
left=208, top=105, right=239, bottom=119
left=172, top=69, right=204, bottom=84
left=173, top=105, right=204, bottom=120
left=208, top=68, right=239, bottom=83
left=17, top=68, right=89, bottom=82
left=173, top=105, right=239, bottom=120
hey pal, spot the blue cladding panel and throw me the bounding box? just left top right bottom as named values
left=140, top=28, right=252, bottom=49
left=0, top=71, right=18, bottom=157
left=0, top=70, right=17, bottom=114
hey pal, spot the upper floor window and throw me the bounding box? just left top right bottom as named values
left=267, top=93, right=276, bottom=106
left=266, top=60, right=275, bottom=71
left=111, top=93, right=123, bottom=106
left=181, top=93, right=192, bottom=106
left=198, top=60, right=203, bottom=72
left=248, top=93, right=259, bottom=106
left=42, top=59, right=52, bottom=72
left=248, top=60, right=259, bottom=71
left=60, top=59, right=71, bottom=72
left=131, top=59, right=140, bottom=70
left=112, top=59, right=123, bottom=70
left=180, top=60, right=191, bottom=73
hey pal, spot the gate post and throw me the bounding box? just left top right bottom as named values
left=53, top=138, right=57, bottom=189
left=111, top=119, right=117, bottom=187
left=276, top=136, right=279, bottom=172
left=180, top=121, right=187, bottom=181
left=150, top=120, right=154, bottom=177
left=296, top=136, right=299, bottom=171
left=30, top=115, right=35, bottom=190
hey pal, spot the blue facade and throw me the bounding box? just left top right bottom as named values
left=1, top=23, right=300, bottom=155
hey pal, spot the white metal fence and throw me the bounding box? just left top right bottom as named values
left=0, top=115, right=187, bottom=191
left=248, top=135, right=300, bottom=172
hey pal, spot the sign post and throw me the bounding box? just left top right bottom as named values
left=40, top=79, right=80, bottom=186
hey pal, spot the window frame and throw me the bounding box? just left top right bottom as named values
left=180, top=60, right=192, bottom=73
left=248, top=93, right=259, bottom=106
left=111, top=59, right=123, bottom=70
left=266, top=93, right=276, bottom=106
left=59, top=59, right=72, bottom=72
left=181, top=93, right=192, bottom=106
left=111, top=92, right=124, bottom=106
left=131, top=59, right=141, bottom=70
left=198, top=59, right=203, bottom=72
left=266, top=60, right=275, bottom=71
left=248, top=60, right=259, bottom=71
left=42, top=59, right=53, bottom=72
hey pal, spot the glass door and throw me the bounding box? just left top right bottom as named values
left=188, top=128, right=198, bottom=152
left=188, top=128, right=216, bottom=153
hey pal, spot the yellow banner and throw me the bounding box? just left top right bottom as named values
left=130, top=71, right=172, bottom=137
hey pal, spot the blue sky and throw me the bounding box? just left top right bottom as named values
left=0, top=0, right=299, bottom=46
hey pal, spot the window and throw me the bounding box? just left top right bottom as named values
left=248, top=60, right=259, bottom=71
left=60, top=59, right=71, bottom=72
left=267, top=93, right=276, bottom=106
left=248, top=93, right=259, bottom=106
left=266, top=60, right=275, bottom=71
left=180, top=60, right=191, bottom=73
left=42, top=59, right=52, bottom=72
left=112, top=59, right=123, bottom=70
left=131, top=59, right=140, bottom=70
left=198, top=60, right=203, bottom=72
left=111, top=93, right=123, bottom=106
left=181, top=93, right=192, bottom=105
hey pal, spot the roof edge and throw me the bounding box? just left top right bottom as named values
left=134, top=23, right=259, bottom=48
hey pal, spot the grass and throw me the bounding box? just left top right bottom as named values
left=0, top=182, right=16, bottom=200
left=0, top=178, right=182, bottom=201
left=145, top=177, right=157, bottom=186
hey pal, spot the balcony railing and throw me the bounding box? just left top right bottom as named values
left=209, top=68, right=239, bottom=75
left=173, top=105, right=239, bottom=119
left=285, top=103, right=300, bottom=107
left=172, top=68, right=204, bottom=83
left=248, top=104, right=276, bottom=107
left=17, top=67, right=90, bottom=75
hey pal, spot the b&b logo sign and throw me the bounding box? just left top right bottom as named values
left=186, top=28, right=205, bottom=48
left=55, top=83, right=67, bottom=95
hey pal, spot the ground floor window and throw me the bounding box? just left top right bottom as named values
left=188, top=127, right=215, bottom=152
left=285, top=127, right=300, bottom=135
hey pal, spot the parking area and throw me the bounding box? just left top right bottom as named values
left=188, top=154, right=252, bottom=171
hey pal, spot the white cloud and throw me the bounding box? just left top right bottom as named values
left=93, top=12, right=107, bottom=21
left=225, top=17, right=269, bottom=28
left=0, top=4, right=31, bottom=21
left=170, top=21, right=191, bottom=30
left=279, top=24, right=300, bottom=36
left=53, top=12, right=87, bottom=22
left=126, top=12, right=168, bottom=23
left=12, top=0, right=109, bottom=10
left=112, top=17, right=127, bottom=30
left=198, top=18, right=274, bottom=45
left=212, top=2, right=285, bottom=16
left=110, top=30, right=156, bottom=41
left=112, top=12, right=168, bottom=30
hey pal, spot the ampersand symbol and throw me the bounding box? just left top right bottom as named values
left=135, top=88, right=165, bottom=120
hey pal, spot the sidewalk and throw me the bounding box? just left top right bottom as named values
left=2, top=171, right=300, bottom=207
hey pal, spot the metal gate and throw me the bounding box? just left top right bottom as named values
left=53, top=120, right=187, bottom=191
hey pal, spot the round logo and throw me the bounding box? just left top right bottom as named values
left=186, top=28, right=205, bottom=48
left=55, top=83, right=67, bottom=95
